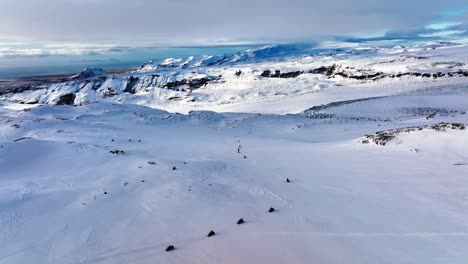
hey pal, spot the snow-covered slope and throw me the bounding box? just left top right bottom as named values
left=1, top=41, right=468, bottom=264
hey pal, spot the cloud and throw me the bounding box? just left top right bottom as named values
left=424, top=22, right=463, bottom=30
left=419, top=30, right=466, bottom=38
left=0, top=0, right=466, bottom=44
left=0, top=43, right=133, bottom=58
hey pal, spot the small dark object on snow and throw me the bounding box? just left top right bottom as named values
left=138, top=140, right=141, bottom=142
left=286, top=178, right=291, bottom=183
left=109, top=149, right=125, bottom=155
left=243, top=156, right=247, bottom=159
left=172, top=166, right=177, bottom=171
left=207, top=230, right=216, bottom=237
left=128, top=139, right=132, bottom=142
left=237, top=218, right=245, bottom=225
left=148, top=161, right=157, bottom=165
left=104, top=191, right=108, bottom=195
left=268, top=207, right=275, bottom=213
left=111, top=139, right=115, bottom=142
left=165, top=245, right=175, bottom=252
left=426, top=112, right=437, bottom=120
left=141, top=180, right=145, bottom=183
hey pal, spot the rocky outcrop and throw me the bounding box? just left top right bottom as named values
left=56, top=93, right=76, bottom=105
left=260, top=70, right=304, bottom=78
left=123, top=76, right=139, bottom=94
left=360, top=123, right=466, bottom=146
left=309, top=64, right=468, bottom=81
left=163, top=76, right=219, bottom=90
left=310, top=65, right=337, bottom=76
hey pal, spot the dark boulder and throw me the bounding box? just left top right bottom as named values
left=207, top=230, right=216, bottom=237
left=165, top=245, right=175, bottom=252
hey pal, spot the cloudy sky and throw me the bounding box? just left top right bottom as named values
left=0, top=0, right=467, bottom=45
left=0, top=0, right=467, bottom=78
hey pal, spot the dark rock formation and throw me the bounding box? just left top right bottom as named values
left=123, top=76, right=139, bottom=94
left=207, top=230, right=216, bottom=237
left=362, top=122, right=466, bottom=146
left=109, top=149, right=125, bottom=155
left=56, top=93, right=76, bottom=105
left=165, top=245, right=175, bottom=252
left=310, top=65, right=337, bottom=76
left=164, top=76, right=218, bottom=90
left=261, top=70, right=304, bottom=78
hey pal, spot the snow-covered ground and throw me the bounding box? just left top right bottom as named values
left=0, top=41, right=468, bottom=263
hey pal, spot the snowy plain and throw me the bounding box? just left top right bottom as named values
left=0, top=41, right=468, bottom=264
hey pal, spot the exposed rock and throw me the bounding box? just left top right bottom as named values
left=56, top=93, right=76, bottom=105
left=164, top=76, right=218, bottom=90
left=165, top=245, right=175, bottom=252
left=361, top=122, right=466, bottom=146
left=109, top=149, right=125, bottom=155
left=280, top=71, right=303, bottom=78
left=207, top=230, right=216, bottom=237
left=310, top=65, right=337, bottom=76
left=13, top=137, right=32, bottom=142
left=261, top=70, right=303, bottom=78
left=102, top=88, right=117, bottom=97
left=123, top=76, right=139, bottom=94
left=426, top=112, right=437, bottom=120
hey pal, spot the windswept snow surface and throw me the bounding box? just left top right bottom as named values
left=0, top=41, right=468, bottom=264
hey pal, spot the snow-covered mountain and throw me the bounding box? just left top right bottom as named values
left=1, top=41, right=467, bottom=114
left=0, top=40, right=468, bottom=264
